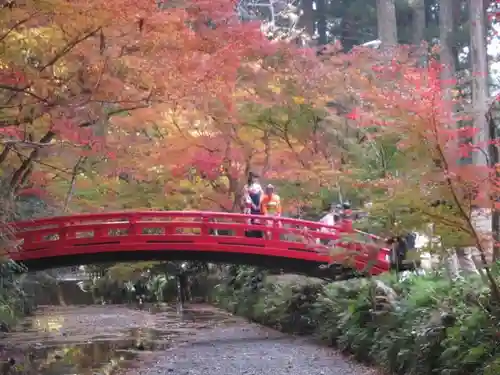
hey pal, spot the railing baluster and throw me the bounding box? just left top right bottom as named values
left=200, top=214, right=210, bottom=236
left=129, top=216, right=139, bottom=236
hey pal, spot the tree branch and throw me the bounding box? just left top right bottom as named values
left=8, top=131, right=56, bottom=192
left=63, top=156, right=86, bottom=212
left=40, top=27, right=101, bottom=72
left=0, top=83, right=48, bottom=103
left=0, top=139, right=55, bottom=148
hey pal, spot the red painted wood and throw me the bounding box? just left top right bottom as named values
left=9, top=211, right=391, bottom=275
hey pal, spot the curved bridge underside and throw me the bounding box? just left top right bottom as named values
left=17, top=250, right=360, bottom=280
left=10, top=211, right=391, bottom=280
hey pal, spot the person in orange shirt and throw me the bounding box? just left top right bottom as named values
left=260, top=184, right=282, bottom=216
left=260, top=184, right=282, bottom=239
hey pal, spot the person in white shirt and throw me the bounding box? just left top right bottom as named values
left=319, top=204, right=339, bottom=226
left=318, top=203, right=341, bottom=245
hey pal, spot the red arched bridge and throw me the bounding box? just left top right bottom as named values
left=8, top=211, right=391, bottom=280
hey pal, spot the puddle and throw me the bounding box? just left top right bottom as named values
left=0, top=304, right=238, bottom=375
left=5, top=341, right=137, bottom=375
left=1, top=329, right=175, bottom=375
left=146, top=304, right=238, bottom=325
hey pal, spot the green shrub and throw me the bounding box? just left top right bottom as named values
left=213, top=266, right=500, bottom=375
left=0, top=260, right=35, bottom=329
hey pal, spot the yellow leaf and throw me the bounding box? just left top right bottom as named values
left=293, top=96, right=305, bottom=104
left=269, top=84, right=281, bottom=94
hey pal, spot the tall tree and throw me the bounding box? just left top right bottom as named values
left=469, top=0, right=490, bottom=166
left=439, top=0, right=456, bottom=103
left=376, top=0, right=398, bottom=47
left=299, top=0, right=315, bottom=42
left=316, top=0, right=328, bottom=44
left=410, top=0, right=426, bottom=45
left=409, top=0, right=426, bottom=63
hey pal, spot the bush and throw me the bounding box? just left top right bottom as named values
left=90, top=262, right=220, bottom=304
left=0, top=260, right=36, bottom=330
left=213, top=266, right=500, bottom=375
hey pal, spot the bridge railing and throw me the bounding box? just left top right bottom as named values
left=13, top=211, right=349, bottom=238
left=11, top=211, right=391, bottom=270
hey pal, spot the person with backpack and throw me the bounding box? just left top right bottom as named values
left=242, top=172, right=263, bottom=216
left=242, top=172, right=264, bottom=237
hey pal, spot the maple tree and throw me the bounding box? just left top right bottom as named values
left=0, top=0, right=375, bottom=218
left=93, top=36, right=351, bottom=213
left=0, top=0, right=275, bottom=213
left=333, top=47, right=500, bottom=298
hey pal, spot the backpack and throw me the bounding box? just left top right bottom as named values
left=405, top=233, right=416, bottom=250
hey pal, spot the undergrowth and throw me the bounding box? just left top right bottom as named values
left=213, top=265, right=500, bottom=375
left=0, top=260, right=35, bottom=330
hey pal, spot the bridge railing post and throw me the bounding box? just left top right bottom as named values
left=264, top=216, right=278, bottom=241
left=93, top=222, right=107, bottom=238
left=129, top=214, right=139, bottom=236
left=59, top=223, right=69, bottom=241
left=232, top=215, right=245, bottom=237
left=274, top=216, right=282, bottom=241
left=200, top=214, right=211, bottom=236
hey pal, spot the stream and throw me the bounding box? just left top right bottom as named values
left=0, top=304, right=378, bottom=375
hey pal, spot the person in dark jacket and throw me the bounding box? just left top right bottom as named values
left=242, top=172, right=263, bottom=215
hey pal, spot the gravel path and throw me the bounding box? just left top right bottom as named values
left=124, top=313, right=378, bottom=375
left=3, top=305, right=378, bottom=375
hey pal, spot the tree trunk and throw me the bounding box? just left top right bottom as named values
left=299, top=0, right=314, bottom=43
left=469, top=0, right=490, bottom=167
left=409, top=0, right=426, bottom=64
left=316, top=0, right=327, bottom=45
left=376, top=0, right=398, bottom=48
left=439, top=0, right=455, bottom=104
left=469, top=0, right=494, bottom=269
left=439, top=0, right=471, bottom=279
left=56, top=282, right=67, bottom=306
left=487, top=107, right=500, bottom=261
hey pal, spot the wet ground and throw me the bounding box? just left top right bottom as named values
left=0, top=305, right=379, bottom=375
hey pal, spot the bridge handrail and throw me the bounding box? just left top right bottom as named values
left=12, top=210, right=352, bottom=233
left=12, top=211, right=391, bottom=261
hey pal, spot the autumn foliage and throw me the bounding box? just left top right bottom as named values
left=0, top=0, right=270, bottom=208
left=2, top=0, right=499, bottom=277
left=351, top=57, right=493, bottom=224
left=329, top=48, right=500, bottom=295
left=0, top=0, right=346, bottom=213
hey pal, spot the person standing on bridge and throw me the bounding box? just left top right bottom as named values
left=260, top=184, right=282, bottom=239
left=242, top=172, right=264, bottom=238
left=318, top=203, right=341, bottom=245
left=242, top=172, right=264, bottom=216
